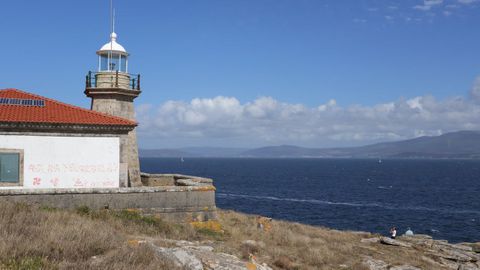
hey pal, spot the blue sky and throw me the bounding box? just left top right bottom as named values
left=1, top=0, right=480, bottom=148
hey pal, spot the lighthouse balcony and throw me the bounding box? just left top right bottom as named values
left=86, top=71, right=141, bottom=91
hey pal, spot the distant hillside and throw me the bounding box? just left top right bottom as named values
left=240, top=145, right=326, bottom=158
left=241, top=131, right=480, bottom=158
left=139, top=147, right=247, bottom=158
left=140, top=131, right=480, bottom=159
left=178, top=147, right=247, bottom=157
left=347, top=130, right=480, bottom=158
left=139, top=149, right=195, bottom=158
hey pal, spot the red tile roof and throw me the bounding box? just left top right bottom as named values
left=0, top=88, right=137, bottom=127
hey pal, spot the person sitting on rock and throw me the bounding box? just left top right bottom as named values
left=405, top=227, right=414, bottom=236
left=390, top=226, right=397, bottom=239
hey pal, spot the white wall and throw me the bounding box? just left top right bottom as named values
left=0, top=135, right=120, bottom=189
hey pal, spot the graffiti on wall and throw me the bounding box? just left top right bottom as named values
left=27, top=163, right=119, bottom=188
left=0, top=135, right=120, bottom=189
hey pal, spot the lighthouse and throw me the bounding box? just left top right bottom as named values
left=84, top=28, right=142, bottom=187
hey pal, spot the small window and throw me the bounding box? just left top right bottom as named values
left=0, top=150, right=23, bottom=186
left=0, top=153, right=19, bottom=182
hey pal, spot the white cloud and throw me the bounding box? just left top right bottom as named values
left=136, top=83, right=480, bottom=148
left=414, top=0, right=444, bottom=11
left=458, top=0, right=478, bottom=4
left=470, top=76, right=480, bottom=102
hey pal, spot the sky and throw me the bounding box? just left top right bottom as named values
left=1, top=0, right=480, bottom=148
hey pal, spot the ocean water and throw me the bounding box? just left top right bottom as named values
left=140, top=158, right=480, bottom=243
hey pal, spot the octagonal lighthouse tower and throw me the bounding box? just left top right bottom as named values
left=85, top=31, right=142, bottom=187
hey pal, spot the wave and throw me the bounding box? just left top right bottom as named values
left=217, top=193, right=480, bottom=215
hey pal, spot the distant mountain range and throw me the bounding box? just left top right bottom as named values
left=139, top=130, right=480, bottom=159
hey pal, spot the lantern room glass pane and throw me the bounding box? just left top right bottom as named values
left=0, top=153, right=19, bottom=183
left=109, top=53, right=120, bottom=71
left=121, top=55, right=127, bottom=72
left=99, top=53, right=126, bottom=72
left=100, top=55, right=109, bottom=71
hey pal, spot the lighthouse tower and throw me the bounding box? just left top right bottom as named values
left=84, top=29, right=142, bottom=187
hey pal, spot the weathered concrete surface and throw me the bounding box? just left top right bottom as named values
left=141, top=173, right=214, bottom=187
left=141, top=173, right=176, bottom=186
left=0, top=186, right=216, bottom=222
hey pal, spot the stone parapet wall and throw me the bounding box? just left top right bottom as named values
left=0, top=185, right=217, bottom=222
left=141, top=173, right=213, bottom=187
left=95, top=72, right=131, bottom=90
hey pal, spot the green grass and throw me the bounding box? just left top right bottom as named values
left=75, top=205, right=91, bottom=216
left=1, top=257, right=50, bottom=270
left=39, top=205, right=58, bottom=212
left=113, top=210, right=158, bottom=225
left=195, top=227, right=226, bottom=240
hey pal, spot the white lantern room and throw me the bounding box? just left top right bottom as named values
left=97, top=32, right=128, bottom=73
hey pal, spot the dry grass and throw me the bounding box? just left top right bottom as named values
left=216, top=210, right=452, bottom=270
left=0, top=202, right=179, bottom=270
left=0, top=202, right=455, bottom=270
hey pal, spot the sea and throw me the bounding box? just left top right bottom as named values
left=140, top=158, right=480, bottom=243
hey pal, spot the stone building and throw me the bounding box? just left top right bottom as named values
left=0, top=30, right=141, bottom=189
left=0, top=28, right=217, bottom=222
left=0, top=88, right=136, bottom=189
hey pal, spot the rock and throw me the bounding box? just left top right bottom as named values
left=421, top=255, right=447, bottom=268
left=431, top=245, right=479, bottom=263
left=363, top=257, right=388, bottom=270
left=380, top=237, right=413, bottom=248
left=438, top=257, right=462, bottom=269
left=363, top=257, right=422, bottom=270
left=434, top=241, right=474, bottom=253
left=242, top=240, right=266, bottom=249
left=154, top=246, right=204, bottom=270
left=390, top=266, right=421, bottom=270
left=173, top=240, right=197, bottom=247
left=361, top=237, right=380, bottom=244
left=457, top=264, right=480, bottom=270
left=149, top=239, right=273, bottom=270
left=469, top=243, right=480, bottom=253
left=410, top=234, right=433, bottom=239
left=185, top=245, right=216, bottom=252
left=454, top=244, right=474, bottom=252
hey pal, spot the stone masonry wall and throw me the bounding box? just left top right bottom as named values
left=0, top=185, right=217, bottom=223
left=88, top=76, right=142, bottom=187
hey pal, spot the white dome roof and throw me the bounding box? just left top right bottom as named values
left=97, top=32, right=128, bottom=55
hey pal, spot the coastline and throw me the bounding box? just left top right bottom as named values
left=1, top=202, right=478, bottom=270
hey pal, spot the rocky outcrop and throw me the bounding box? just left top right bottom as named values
left=144, top=238, right=273, bottom=270
left=380, top=237, right=413, bottom=248
left=363, top=257, right=422, bottom=270
left=361, top=235, right=480, bottom=270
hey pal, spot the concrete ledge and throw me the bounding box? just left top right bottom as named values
left=141, top=173, right=213, bottom=187
left=0, top=185, right=215, bottom=195
left=0, top=186, right=217, bottom=222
